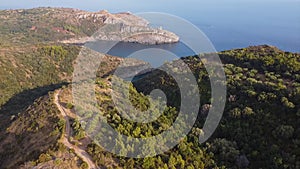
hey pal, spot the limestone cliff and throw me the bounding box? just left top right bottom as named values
left=0, top=8, right=179, bottom=45
left=60, top=10, right=179, bottom=45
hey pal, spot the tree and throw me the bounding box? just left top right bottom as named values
left=38, top=153, right=51, bottom=163
left=242, top=107, right=255, bottom=117
left=281, top=97, right=295, bottom=109
left=168, top=154, right=177, bottom=168
left=236, top=155, right=250, bottom=168
left=272, top=125, right=294, bottom=139
left=66, top=102, right=74, bottom=109
left=229, top=108, right=241, bottom=118
left=80, top=162, right=89, bottom=169
left=208, top=138, right=240, bottom=165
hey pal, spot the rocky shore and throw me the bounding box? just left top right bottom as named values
left=61, top=10, right=179, bottom=45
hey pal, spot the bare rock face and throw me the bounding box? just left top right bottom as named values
left=0, top=8, right=178, bottom=45
left=92, top=23, right=179, bottom=45
left=62, top=9, right=179, bottom=45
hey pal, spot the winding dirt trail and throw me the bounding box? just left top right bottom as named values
left=54, top=90, right=97, bottom=169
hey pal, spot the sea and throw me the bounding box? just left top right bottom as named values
left=1, top=0, right=299, bottom=56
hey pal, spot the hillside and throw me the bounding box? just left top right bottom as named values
left=0, top=44, right=299, bottom=168
left=0, top=93, right=63, bottom=168
left=133, top=45, right=300, bottom=168
left=0, top=7, right=179, bottom=45
left=0, top=7, right=299, bottom=169
left=0, top=45, right=80, bottom=108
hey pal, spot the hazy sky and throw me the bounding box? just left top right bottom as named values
left=1, top=0, right=299, bottom=23
left=1, top=0, right=299, bottom=14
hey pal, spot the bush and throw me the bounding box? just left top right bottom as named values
left=38, top=153, right=52, bottom=163
left=281, top=97, right=295, bottom=109
left=242, top=107, right=255, bottom=117
left=272, top=125, right=294, bottom=139
left=66, top=102, right=74, bottom=109
left=229, top=108, right=241, bottom=118
left=208, top=138, right=240, bottom=165
left=80, top=162, right=89, bottom=169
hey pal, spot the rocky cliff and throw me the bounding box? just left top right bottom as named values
left=60, top=10, right=179, bottom=45
left=0, top=8, right=179, bottom=45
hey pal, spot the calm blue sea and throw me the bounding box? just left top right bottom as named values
left=1, top=0, right=299, bottom=53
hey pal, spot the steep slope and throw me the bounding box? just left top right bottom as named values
left=0, top=45, right=299, bottom=168
left=0, top=8, right=299, bottom=168
left=132, top=45, right=300, bottom=168
left=0, top=89, right=99, bottom=169
left=54, top=90, right=97, bottom=169
left=0, top=93, right=63, bottom=168
left=0, top=45, right=80, bottom=108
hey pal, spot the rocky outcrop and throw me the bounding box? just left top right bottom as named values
left=91, top=23, right=179, bottom=45
left=74, top=10, right=149, bottom=27
left=61, top=10, right=179, bottom=45
left=0, top=8, right=179, bottom=45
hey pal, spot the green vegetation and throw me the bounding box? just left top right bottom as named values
left=0, top=7, right=299, bottom=169
left=0, top=94, right=63, bottom=168
left=0, top=44, right=80, bottom=107
left=0, top=8, right=104, bottom=45
left=84, top=45, right=298, bottom=169
left=1, top=43, right=299, bottom=168
left=71, top=118, right=86, bottom=140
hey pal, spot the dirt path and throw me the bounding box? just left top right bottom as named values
left=54, top=90, right=97, bottom=169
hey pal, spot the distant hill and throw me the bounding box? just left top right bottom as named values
left=0, top=7, right=299, bottom=169
left=0, top=7, right=179, bottom=45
